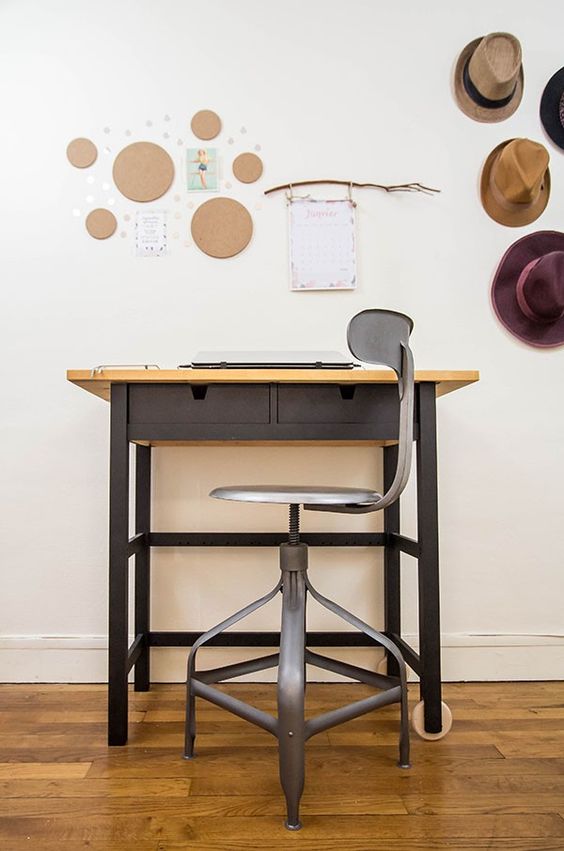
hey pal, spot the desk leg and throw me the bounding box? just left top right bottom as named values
left=108, top=384, right=129, bottom=746
left=384, top=445, right=401, bottom=678
left=416, top=383, right=443, bottom=734
left=134, top=444, right=151, bottom=691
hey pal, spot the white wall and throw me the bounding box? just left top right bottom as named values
left=1, top=0, right=563, bottom=683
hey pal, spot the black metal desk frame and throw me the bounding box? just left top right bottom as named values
left=109, top=379, right=442, bottom=745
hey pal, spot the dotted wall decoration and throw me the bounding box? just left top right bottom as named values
left=191, top=110, right=222, bottom=140
left=66, top=110, right=264, bottom=257
left=191, top=197, right=253, bottom=258
left=67, top=138, right=98, bottom=168
left=233, top=152, right=264, bottom=183
left=113, top=141, right=174, bottom=202
left=85, top=208, right=117, bottom=239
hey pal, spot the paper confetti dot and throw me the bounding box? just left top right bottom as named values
left=107, top=198, right=115, bottom=206
left=86, top=194, right=94, bottom=203
left=102, top=182, right=110, bottom=191
left=146, top=120, right=153, bottom=127
left=103, top=127, right=111, bottom=134
left=177, top=138, right=183, bottom=146
left=125, top=129, right=132, bottom=136
left=86, top=175, right=95, bottom=185
left=228, top=137, right=234, bottom=145
left=174, top=194, right=181, bottom=202
left=124, top=213, right=131, bottom=221
left=120, top=231, right=127, bottom=238
left=72, top=208, right=81, bottom=217
left=240, top=126, right=247, bottom=134
left=255, top=144, right=262, bottom=152
left=164, top=114, right=171, bottom=122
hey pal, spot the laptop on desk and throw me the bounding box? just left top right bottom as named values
left=184, top=351, right=357, bottom=369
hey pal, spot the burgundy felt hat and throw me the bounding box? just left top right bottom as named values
left=491, top=231, right=564, bottom=347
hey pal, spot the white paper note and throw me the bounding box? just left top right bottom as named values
left=135, top=211, right=168, bottom=257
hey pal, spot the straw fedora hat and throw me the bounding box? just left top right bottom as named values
left=480, top=138, right=550, bottom=227
left=454, top=32, right=523, bottom=122
left=540, top=66, right=564, bottom=150
left=491, top=231, right=564, bottom=347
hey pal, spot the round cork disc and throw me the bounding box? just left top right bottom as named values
left=85, top=208, right=117, bottom=239
left=113, top=141, right=174, bottom=202
left=233, top=152, right=263, bottom=183
left=191, top=197, right=253, bottom=258
left=191, top=110, right=222, bottom=140
left=67, top=137, right=98, bottom=168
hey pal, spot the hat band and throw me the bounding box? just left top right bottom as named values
left=515, top=257, right=556, bottom=323
left=463, top=58, right=516, bottom=109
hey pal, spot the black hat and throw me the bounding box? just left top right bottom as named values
left=540, top=66, right=564, bottom=150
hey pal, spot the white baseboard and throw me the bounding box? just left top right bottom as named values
left=0, top=633, right=563, bottom=683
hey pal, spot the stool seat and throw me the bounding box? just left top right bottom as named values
left=210, top=484, right=381, bottom=505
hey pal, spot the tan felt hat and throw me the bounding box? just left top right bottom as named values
left=454, top=32, right=523, bottom=122
left=480, top=138, right=550, bottom=227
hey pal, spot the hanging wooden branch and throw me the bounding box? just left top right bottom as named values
left=264, top=179, right=440, bottom=196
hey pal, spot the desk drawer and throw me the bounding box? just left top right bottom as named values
left=128, top=384, right=271, bottom=424
left=277, top=384, right=399, bottom=424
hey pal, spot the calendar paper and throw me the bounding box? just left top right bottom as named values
left=289, top=199, right=356, bottom=291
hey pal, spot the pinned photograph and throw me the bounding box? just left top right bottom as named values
left=187, top=147, right=219, bottom=192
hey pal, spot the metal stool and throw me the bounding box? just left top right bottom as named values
left=183, top=310, right=415, bottom=830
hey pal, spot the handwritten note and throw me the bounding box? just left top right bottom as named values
left=289, top=199, right=356, bottom=290
left=135, top=211, right=167, bottom=257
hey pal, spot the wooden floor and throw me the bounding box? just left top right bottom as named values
left=0, top=682, right=563, bottom=850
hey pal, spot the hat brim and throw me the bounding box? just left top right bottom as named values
left=454, top=37, right=524, bottom=123
left=540, top=66, right=564, bottom=150
left=491, top=230, right=564, bottom=347
left=480, top=139, right=551, bottom=227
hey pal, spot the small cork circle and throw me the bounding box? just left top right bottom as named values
left=191, top=110, right=222, bottom=140
left=191, top=197, right=252, bottom=258
left=113, top=141, right=174, bottom=202
left=233, top=152, right=263, bottom=183
left=67, top=137, right=98, bottom=168
left=85, top=208, right=117, bottom=239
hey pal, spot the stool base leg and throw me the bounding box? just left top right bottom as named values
left=278, top=554, right=307, bottom=831
left=183, top=579, right=283, bottom=760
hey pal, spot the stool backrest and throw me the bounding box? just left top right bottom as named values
left=348, top=309, right=414, bottom=511
left=307, top=309, right=415, bottom=515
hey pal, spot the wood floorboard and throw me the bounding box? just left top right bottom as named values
left=0, top=682, right=563, bottom=848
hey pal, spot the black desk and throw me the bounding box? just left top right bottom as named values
left=67, top=367, right=478, bottom=745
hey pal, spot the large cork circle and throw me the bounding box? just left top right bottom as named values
left=191, top=109, right=222, bottom=140
left=67, top=137, right=98, bottom=168
left=85, top=208, right=117, bottom=239
left=233, top=152, right=263, bottom=183
left=191, top=197, right=253, bottom=258
left=113, top=141, right=174, bottom=202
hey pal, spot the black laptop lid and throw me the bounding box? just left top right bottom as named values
left=188, top=351, right=355, bottom=369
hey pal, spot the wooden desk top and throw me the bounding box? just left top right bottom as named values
left=67, top=368, right=479, bottom=402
